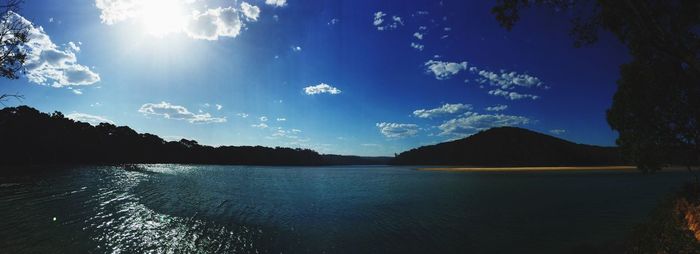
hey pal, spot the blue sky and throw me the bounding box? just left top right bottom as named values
left=0, top=0, right=629, bottom=156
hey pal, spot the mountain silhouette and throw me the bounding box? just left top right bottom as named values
left=391, top=127, right=625, bottom=166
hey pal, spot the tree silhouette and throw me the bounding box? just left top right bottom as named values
left=492, top=0, right=700, bottom=172
left=0, top=0, right=29, bottom=105
left=0, top=0, right=29, bottom=80
left=0, top=106, right=390, bottom=167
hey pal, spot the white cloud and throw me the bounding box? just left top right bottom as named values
left=259, top=116, right=268, bottom=122
left=251, top=123, right=268, bottom=128
left=138, top=101, right=226, bottom=124
left=240, top=2, right=260, bottom=21
left=236, top=113, right=249, bottom=118
left=477, top=70, right=543, bottom=90
left=328, top=18, right=340, bottom=25
left=95, top=0, right=139, bottom=25
left=66, top=113, right=114, bottom=125
left=424, top=60, right=468, bottom=80
left=268, top=127, right=305, bottom=140
left=95, top=1, right=266, bottom=41
left=410, top=42, right=424, bottom=51
left=373, top=11, right=403, bottom=31
left=438, top=112, right=530, bottom=137
left=488, top=89, right=539, bottom=100
left=550, top=129, right=566, bottom=135
left=276, top=118, right=286, bottom=121
left=215, top=104, right=223, bottom=110
left=413, top=32, right=423, bottom=40
left=9, top=12, right=100, bottom=88
left=373, top=11, right=386, bottom=26
left=413, top=103, right=471, bottom=118
left=71, top=89, right=83, bottom=95
left=185, top=7, right=243, bottom=40
left=292, top=46, right=302, bottom=52
left=485, top=104, right=508, bottom=111
left=265, top=0, right=287, bottom=7
left=304, top=83, right=342, bottom=95
left=67, top=42, right=81, bottom=52
left=376, top=122, right=419, bottom=139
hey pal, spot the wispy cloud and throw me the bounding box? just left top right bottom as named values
left=66, top=113, right=113, bottom=125
left=138, top=101, right=226, bottom=124
left=485, top=104, right=508, bottom=112
left=376, top=122, right=419, bottom=139
left=413, top=103, right=471, bottom=118
left=488, top=89, right=539, bottom=100
left=410, top=42, right=424, bottom=51
left=438, top=112, right=530, bottom=137
left=477, top=70, right=544, bottom=90
left=304, top=83, right=342, bottom=95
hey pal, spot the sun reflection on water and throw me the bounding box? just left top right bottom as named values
left=82, top=167, right=261, bottom=253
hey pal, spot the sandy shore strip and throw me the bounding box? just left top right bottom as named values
left=417, top=166, right=639, bottom=172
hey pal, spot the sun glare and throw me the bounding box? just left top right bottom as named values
left=138, top=0, right=188, bottom=37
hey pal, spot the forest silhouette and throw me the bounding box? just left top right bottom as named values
left=0, top=106, right=389, bottom=166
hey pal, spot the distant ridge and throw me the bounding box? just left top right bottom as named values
left=391, top=127, right=625, bottom=166
left=0, top=106, right=390, bottom=167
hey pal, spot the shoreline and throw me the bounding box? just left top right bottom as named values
left=417, top=166, right=639, bottom=172
left=417, top=166, right=700, bottom=172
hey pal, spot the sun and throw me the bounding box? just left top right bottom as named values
left=138, top=0, right=188, bottom=37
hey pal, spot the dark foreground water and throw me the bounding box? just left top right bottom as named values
left=0, top=165, right=691, bottom=253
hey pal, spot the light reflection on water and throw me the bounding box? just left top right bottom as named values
left=0, top=165, right=692, bottom=253
left=85, top=167, right=261, bottom=253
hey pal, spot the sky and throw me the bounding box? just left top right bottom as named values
left=0, top=0, right=630, bottom=156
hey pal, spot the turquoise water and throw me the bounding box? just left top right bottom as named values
left=0, top=165, right=691, bottom=253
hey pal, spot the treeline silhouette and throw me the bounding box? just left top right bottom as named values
left=391, top=127, right=626, bottom=166
left=0, top=106, right=389, bottom=166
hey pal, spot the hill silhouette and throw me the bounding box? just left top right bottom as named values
left=391, top=127, right=626, bottom=166
left=0, top=106, right=389, bottom=166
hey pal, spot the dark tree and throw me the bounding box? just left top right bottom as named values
left=492, top=0, right=700, bottom=172
left=0, top=0, right=29, bottom=80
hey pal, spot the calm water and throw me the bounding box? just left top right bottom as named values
left=0, top=165, right=691, bottom=253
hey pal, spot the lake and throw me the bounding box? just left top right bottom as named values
left=0, top=165, right=691, bottom=253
